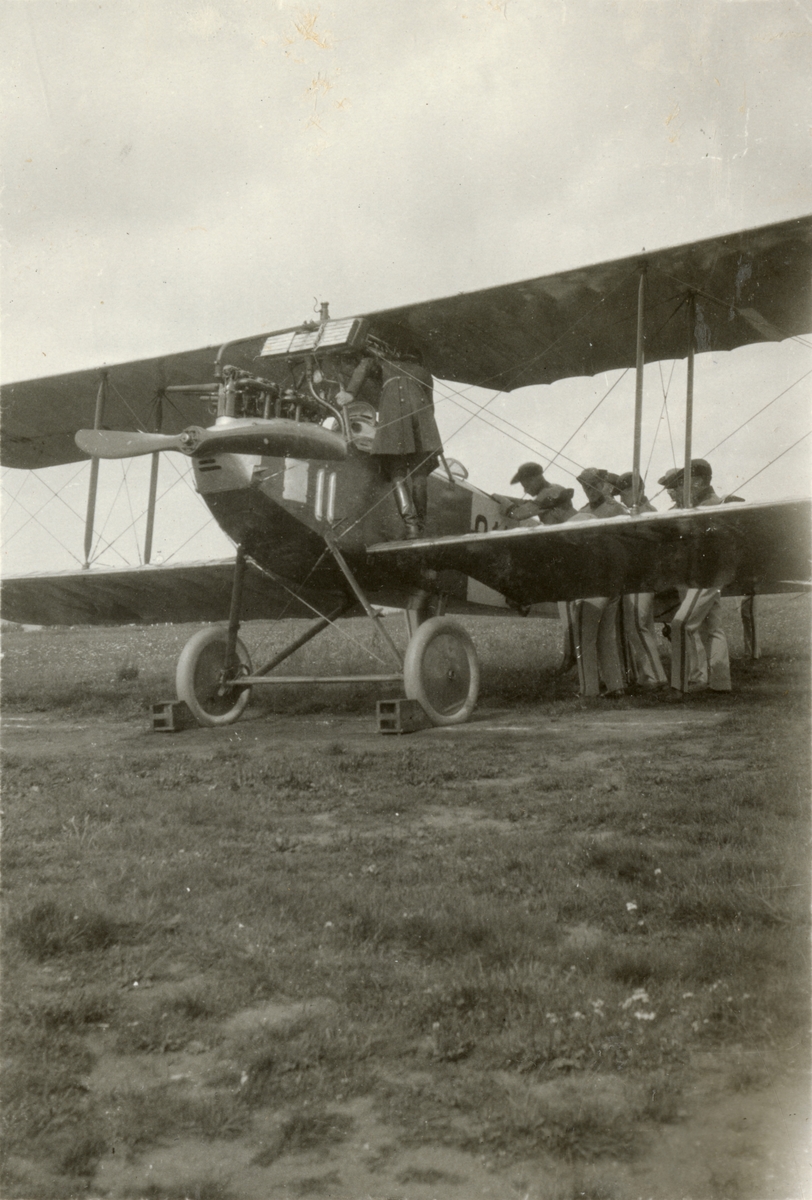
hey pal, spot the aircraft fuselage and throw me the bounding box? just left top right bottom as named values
left=193, top=446, right=513, bottom=612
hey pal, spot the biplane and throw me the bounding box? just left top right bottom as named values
left=2, top=215, right=810, bottom=727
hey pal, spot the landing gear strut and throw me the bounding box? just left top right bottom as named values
left=173, top=540, right=480, bottom=729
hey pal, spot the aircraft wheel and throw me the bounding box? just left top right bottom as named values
left=176, top=626, right=252, bottom=727
left=403, top=616, right=479, bottom=726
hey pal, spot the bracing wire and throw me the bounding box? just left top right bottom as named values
left=90, top=463, right=134, bottom=564
left=644, top=359, right=677, bottom=480
left=0, top=465, right=90, bottom=553
left=88, top=456, right=217, bottom=566
left=544, top=370, right=630, bottom=471
left=2, top=462, right=89, bottom=526
left=700, top=367, right=812, bottom=458
left=732, top=430, right=811, bottom=493
left=337, top=285, right=711, bottom=540
left=250, top=556, right=392, bottom=668
left=0, top=491, right=85, bottom=565
left=544, top=292, right=690, bottom=475
left=107, top=377, right=156, bottom=430
left=436, top=386, right=586, bottom=478
left=161, top=518, right=224, bottom=564
left=119, top=459, right=143, bottom=565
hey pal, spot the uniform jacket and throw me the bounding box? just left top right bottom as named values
left=509, top=483, right=575, bottom=525
left=694, top=483, right=722, bottom=507
left=370, top=361, right=443, bottom=458
left=574, top=495, right=629, bottom=521
left=618, top=489, right=656, bottom=512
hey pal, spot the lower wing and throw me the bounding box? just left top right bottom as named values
left=0, top=559, right=348, bottom=627
left=367, top=498, right=811, bottom=605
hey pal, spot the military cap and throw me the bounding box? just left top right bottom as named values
left=577, top=467, right=609, bottom=488
left=511, top=462, right=547, bottom=486
left=658, top=467, right=683, bottom=489
left=690, top=458, right=712, bottom=480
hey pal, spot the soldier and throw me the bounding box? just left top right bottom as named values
left=719, top=491, right=760, bottom=660
left=507, top=462, right=577, bottom=524
left=659, top=459, right=731, bottom=693
left=507, top=462, right=577, bottom=672
left=610, top=472, right=668, bottom=690
left=337, top=349, right=442, bottom=539
left=567, top=468, right=628, bottom=698
left=612, top=470, right=656, bottom=514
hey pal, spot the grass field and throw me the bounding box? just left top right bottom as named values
left=1, top=596, right=810, bottom=1199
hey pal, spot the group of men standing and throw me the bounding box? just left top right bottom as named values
left=507, top=458, right=751, bottom=699
left=333, top=348, right=753, bottom=701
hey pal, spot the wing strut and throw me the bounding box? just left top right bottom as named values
left=143, top=395, right=163, bottom=565
left=82, top=373, right=107, bottom=568
left=683, top=294, right=696, bottom=507
left=631, top=267, right=646, bottom=514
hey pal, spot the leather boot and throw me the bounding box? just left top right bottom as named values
left=393, top=479, right=421, bottom=539
left=411, top=472, right=428, bottom=536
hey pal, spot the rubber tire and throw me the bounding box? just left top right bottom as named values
left=176, top=626, right=252, bottom=727
left=403, top=616, right=479, bottom=726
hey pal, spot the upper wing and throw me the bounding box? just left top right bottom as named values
left=370, top=214, right=812, bottom=392
left=367, top=498, right=812, bottom=604
left=0, top=332, right=287, bottom=470
left=3, top=215, right=809, bottom=469
left=0, top=559, right=348, bottom=627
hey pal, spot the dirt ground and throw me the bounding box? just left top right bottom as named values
left=4, top=693, right=810, bottom=1200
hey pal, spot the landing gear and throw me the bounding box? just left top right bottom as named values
left=403, top=616, right=479, bottom=726
left=176, top=626, right=252, bottom=727
left=172, top=543, right=479, bottom=729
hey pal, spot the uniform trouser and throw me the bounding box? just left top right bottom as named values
left=622, top=593, right=667, bottom=685
left=739, top=594, right=760, bottom=660
left=557, top=600, right=577, bottom=672
left=571, top=596, right=625, bottom=697
left=670, top=587, right=731, bottom=692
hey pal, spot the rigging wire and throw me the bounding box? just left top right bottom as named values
left=90, top=463, right=133, bottom=565
left=436, top=386, right=586, bottom=478
left=700, top=367, right=812, bottom=458
left=1, top=462, right=89, bottom=525
left=3, top=507, right=85, bottom=566
left=361, top=357, right=588, bottom=476
left=88, top=457, right=215, bottom=566
left=446, top=396, right=584, bottom=471
left=643, top=360, right=677, bottom=480
left=733, top=431, right=811, bottom=494
left=544, top=291, right=690, bottom=474
left=162, top=517, right=225, bottom=564
left=0, top=490, right=84, bottom=565
left=107, top=377, right=155, bottom=430
left=0, top=464, right=91, bottom=553
left=119, top=459, right=143, bottom=565
left=338, top=286, right=744, bottom=541
left=249, top=556, right=391, bottom=668
left=544, top=370, right=630, bottom=471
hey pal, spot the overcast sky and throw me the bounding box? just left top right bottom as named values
left=2, top=0, right=810, bottom=573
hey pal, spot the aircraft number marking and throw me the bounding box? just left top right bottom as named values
left=314, top=468, right=337, bottom=522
